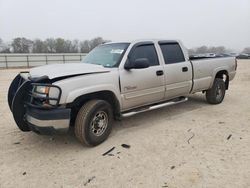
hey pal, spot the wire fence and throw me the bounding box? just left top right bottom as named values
left=0, top=53, right=87, bottom=69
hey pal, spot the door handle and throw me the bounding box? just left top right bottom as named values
left=156, top=70, right=164, bottom=76
left=182, top=67, right=188, bottom=72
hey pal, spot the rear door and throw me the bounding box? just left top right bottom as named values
left=158, top=42, right=192, bottom=99
left=119, top=42, right=165, bottom=110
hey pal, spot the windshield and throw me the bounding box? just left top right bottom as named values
left=82, top=43, right=130, bottom=67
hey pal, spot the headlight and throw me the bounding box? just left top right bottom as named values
left=32, top=84, right=61, bottom=107
left=35, top=86, right=50, bottom=94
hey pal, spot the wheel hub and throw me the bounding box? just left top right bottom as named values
left=91, top=111, right=108, bottom=136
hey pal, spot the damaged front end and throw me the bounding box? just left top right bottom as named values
left=8, top=72, right=71, bottom=134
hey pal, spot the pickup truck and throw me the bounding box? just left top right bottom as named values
left=8, top=39, right=237, bottom=146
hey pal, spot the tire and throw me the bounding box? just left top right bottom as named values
left=206, top=78, right=226, bottom=104
left=74, top=100, right=113, bottom=146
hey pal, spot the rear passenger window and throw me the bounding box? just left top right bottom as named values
left=160, top=43, right=185, bottom=64
left=130, top=44, right=159, bottom=66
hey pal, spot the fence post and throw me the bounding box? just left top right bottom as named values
left=5, top=55, right=8, bottom=69
left=63, top=54, right=65, bottom=64
left=45, top=55, right=48, bottom=65
left=27, top=55, right=29, bottom=68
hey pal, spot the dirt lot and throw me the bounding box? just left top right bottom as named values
left=0, top=60, right=250, bottom=188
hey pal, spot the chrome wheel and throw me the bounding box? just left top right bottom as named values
left=90, top=111, right=108, bottom=136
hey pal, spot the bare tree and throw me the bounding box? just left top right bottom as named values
left=195, top=46, right=208, bottom=54
left=80, top=40, right=91, bottom=53
left=0, top=38, right=11, bottom=53
left=189, top=45, right=231, bottom=55
left=89, top=37, right=105, bottom=50
left=45, top=38, right=56, bottom=53
left=188, top=48, right=196, bottom=55
left=55, top=38, right=66, bottom=53
left=242, top=47, right=250, bottom=54
left=32, top=39, right=47, bottom=53
left=70, top=39, right=79, bottom=53
left=2, top=37, right=110, bottom=53
left=64, top=39, right=79, bottom=53
left=11, top=37, right=33, bottom=53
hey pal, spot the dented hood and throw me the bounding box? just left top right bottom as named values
left=29, top=63, right=110, bottom=79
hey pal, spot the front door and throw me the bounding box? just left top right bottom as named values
left=119, top=43, right=165, bottom=111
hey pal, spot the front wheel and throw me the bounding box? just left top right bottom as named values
left=206, top=78, right=226, bottom=104
left=74, top=100, right=113, bottom=146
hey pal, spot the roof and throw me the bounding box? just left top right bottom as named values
left=105, top=39, right=180, bottom=45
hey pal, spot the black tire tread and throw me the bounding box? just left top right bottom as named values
left=206, top=78, right=225, bottom=104
left=74, top=100, right=100, bottom=146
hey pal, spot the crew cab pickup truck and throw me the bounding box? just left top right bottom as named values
left=8, top=39, right=237, bottom=146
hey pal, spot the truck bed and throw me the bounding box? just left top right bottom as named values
left=190, top=56, right=236, bottom=93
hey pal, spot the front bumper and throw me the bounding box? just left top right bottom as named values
left=26, top=107, right=71, bottom=134
left=8, top=73, right=71, bottom=134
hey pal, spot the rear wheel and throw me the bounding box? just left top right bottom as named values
left=206, top=78, right=226, bottom=104
left=74, top=100, right=113, bottom=146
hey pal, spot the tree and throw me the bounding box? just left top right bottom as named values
left=209, top=46, right=226, bottom=54
left=11, top=37, right=33, bottom=53
left=0, top=38, right=4, bottom=52
left=54, top=38, right=66, bottom=53
left=80, top=40, right=91, bottom=53
left=242, top=47, right=250, bottom=54
left=2, top=37, right=110, bottom=53
left=89, top=37, right=105, bottom=50
left=32, top=39, right=47, bottom=53
left=189, top=45, right=230, bottom=55
left=64, top=40, right=79, bottom=53
left=195, top=46, right=208, bottom=54
left=188, top=48, right=196, bottom=55
left=69, top=39, right=79, bottom=53
left=45, top=38, right=56, bottom=53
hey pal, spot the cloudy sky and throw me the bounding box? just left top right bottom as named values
left=0, top=0, right=249, bottom=50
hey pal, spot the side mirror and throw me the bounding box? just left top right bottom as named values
left=124, top=58, right=150, bottom=70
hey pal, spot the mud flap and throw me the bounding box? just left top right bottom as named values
left=8, top=74, right=23, bottom=111
left=12, top=80, right=31, bottom=132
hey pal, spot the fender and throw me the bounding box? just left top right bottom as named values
left=209, top=66, right=229, bottom=88
left=65, top=84, right=121, bottom=105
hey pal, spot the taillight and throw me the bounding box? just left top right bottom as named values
left=235, top=58, right=237, bottom=70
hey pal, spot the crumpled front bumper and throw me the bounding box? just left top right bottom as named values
left=8, top=73, right=71, bottom=134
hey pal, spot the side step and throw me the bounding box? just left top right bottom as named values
left=121, top=97, right=188, bottom=118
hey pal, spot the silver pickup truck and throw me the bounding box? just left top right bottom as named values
left=8, top=39, right=237, bottom=146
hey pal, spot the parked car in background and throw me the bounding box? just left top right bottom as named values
left=237, top=53, right=250, bottom=59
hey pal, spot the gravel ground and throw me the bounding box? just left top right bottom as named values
left=0, top=60, right=250, bottom=188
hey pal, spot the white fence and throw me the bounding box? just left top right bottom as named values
left=0, top=53, right=87, bottom=68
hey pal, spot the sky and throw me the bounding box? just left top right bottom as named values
left=0, top=0, right=249, bottom=51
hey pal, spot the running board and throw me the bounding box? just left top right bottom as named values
left=121, top=97, right=188, bottom=118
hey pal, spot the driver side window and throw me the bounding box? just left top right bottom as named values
left=130, top=44, right=159, bottom=66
